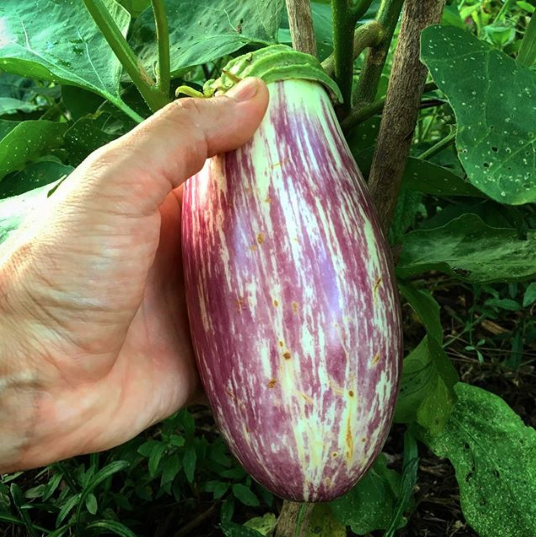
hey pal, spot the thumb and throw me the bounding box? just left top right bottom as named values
left=81, top=77, right=269, bottom=216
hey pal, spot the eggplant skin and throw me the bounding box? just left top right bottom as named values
left=182, top=79, right=402, bottom=502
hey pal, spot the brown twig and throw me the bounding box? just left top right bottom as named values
left=285, top=0, right=317, bottom=55
left=367, top=0, right=448, bottom=232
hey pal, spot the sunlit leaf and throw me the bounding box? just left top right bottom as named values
left=420, top=383, right=536, bottom=537
left=421, top=26, right=536, bottom=205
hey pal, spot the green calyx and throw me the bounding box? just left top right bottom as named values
left=204, top=45, right=343, bottom=103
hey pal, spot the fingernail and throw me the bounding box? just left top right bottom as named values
left=227, top=78, right=259, bottom=102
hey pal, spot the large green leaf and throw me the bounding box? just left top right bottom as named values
left=394, top=336, right=458, bottom=434
left=0, top=0, right=130, bottom=110
left=0, top=120, right=66, bottom=181
left=0, top=160, right=73, bottom=199
left=398, top=281, right=443, bottom=343
left=421, top=26, right=536, bottom=205
left=421, top=383, right=536, bottom=537
left=398, top=214, right=536, bottom=283
left=329, top=454, right=405, bottom=535
left=130, top=0, right=284, bottom=76
left=0, top=183, right=57, bottom=248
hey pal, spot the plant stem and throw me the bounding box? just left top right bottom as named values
left=285, top=0, right=317, bottom=55
left=353, top=0, right=405, bottom=107
left=332, top=0, right=359, bottom=113
left=367, top=0, right=448, bottom=232
left=353, top=0, right=376, bottom=21
left=518, top=13, right=536, bottom=67
left=322, top=20, right=384, bottom=76
left=341, top=81, right=437, bottom=131
left=152, top=0, right=171, bottom=98
left=83, top=0, right=168, bottom=113
left=110, top=97, right=145, bottom=123
left=418, top=126, right=456, bottom=161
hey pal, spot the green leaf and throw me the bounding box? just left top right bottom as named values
left=0, top=120, right=66, bottom=181
left=243, top=513, right=278, bottom=536
left=420, top=383, right=536, bottom=537
left=56, top=493, right=81, bottom=526
left=398, top=214, right=536, bottom=283
left=85, top=493, right=98, bottom=515
left=523, top=282, right=536, bottom=307
left=519, top=12, right=536, bottom=66
left=0, top=0, right=131, bottom=111
left=394, top=336, right=458, bottom=434
left=0, top=178, right=61, bottom=247
left=64, top=118, right=117, bottom=166
left=213, top=481, right=231, bottom=500
left=518, top=2, right=535, bottom=13
left=130, top=0, right=284, bottom=75
left=182, top=444, right=197, bottom=483
left=401, top=157, right=484, bottom=198
left=75, top=461, right=129, bottom=531
left=160, top=455, right=181, bottom=487
left=385, top=431, right=418, bottom=537
left=484, top=297, right=521, bottom=311
left=232, top=484, right=260, bottom=507
left=61, top=86, right=105, bottom=121
left=0, top=160, right=73, bottom=199
left=85, top=520, right=138, bottom=537
left=304, top=504, right=346, bottom=537
left=441, top=4, right=465, bottom=29
left=221, top=521, right=264, bottom=537
left=398, top=281, right=443, bottom=343
left=329, top=454, right=402, bottom=535
left=421, top=25, right=536, bottom=205
left=148, top=442, right=166, bottom=477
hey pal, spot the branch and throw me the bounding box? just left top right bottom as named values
left=152, top=0, right=171, bottom=98
left=367, top=0, right=448, bottom=232
left=341, top=81, right=438, bottom=131
left=353, top=0, right=405, bottom=107
left=83, top=0, right=168, bottom=113
left=332, top=0, right=359, bottom=113
left=285, top=0, right=317, bottom=55
left=322, top=20, right=384, bottom=77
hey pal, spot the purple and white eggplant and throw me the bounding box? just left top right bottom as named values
left=181, top=46, right=402, bottom=502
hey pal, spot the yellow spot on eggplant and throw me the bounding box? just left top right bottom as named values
left=332, top=452, right=338, bottom=458
left=348, top=390, right=354, bottom=397
left=268, top=378, right=277, bottom=389
left=257, top=233, right=265, bottom=245
left=283, top=352, right=291, bottom=360
left=226, top=390, right=236, bottom=400
left=265, top=196, right=271, bottom=203
left=346, top=419, right=354, bottom=460
left=249, top=245, right=257, bottom=251
left=292, top=301, right=299, bottom=313
left=278, top=340, right=284, bottom=347
left=235, top=297, right=246, bottom=311
left=273, top=299, right=279, bottom=307
left=301, top=393, right=313, bottom=404
left=272, top=158, right=289, bottom=168
left=372, top=352, right=381, bottom=365
left=373, top=277, right=382, bottom=305
left=361, top=437, right=366, bottom=443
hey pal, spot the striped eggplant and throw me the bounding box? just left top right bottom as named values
left=181, top=46, right=402, bottom=502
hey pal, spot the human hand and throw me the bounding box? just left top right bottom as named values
left=0, top=78, right=269, bottom=473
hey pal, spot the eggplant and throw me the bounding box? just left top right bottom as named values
left=181, top=47, right=402, bottom=502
